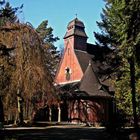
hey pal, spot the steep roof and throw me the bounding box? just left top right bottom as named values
left=67, top=18, right=85, bottom=28
left=79, top=62, right=112, bottom=98
left=74, top=49, right=92, bottom=72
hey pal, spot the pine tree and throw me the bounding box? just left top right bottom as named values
left=36, top=20, right=60, bottom=78
left=0, top=1, right=23, bottom=26
left=94, top=0, right=140, bottom=128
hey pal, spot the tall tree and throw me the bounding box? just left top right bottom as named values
left=0, top=23, right=57, bottom=124
left=36, top=20, right=60, bottom=78
left=0, top=1, right=21, bottom=125
left=0, top=2, right=57, bottom=124
left=0, top=1, right=23, bottom=26
left=94, top=0, right=140, bottom=128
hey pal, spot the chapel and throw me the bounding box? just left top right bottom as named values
left=55, top=18, right=114, bottom=124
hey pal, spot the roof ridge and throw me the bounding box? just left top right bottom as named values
left=74, top=49, right=87, bottom=53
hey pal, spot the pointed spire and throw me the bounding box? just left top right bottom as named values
left=75, top=13, right=77, bottom=18
left=80, top=62, right=111, bottom=97
left=80, top=62, right=99, bottom=95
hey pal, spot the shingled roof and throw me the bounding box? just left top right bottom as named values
left=74, top=49, right=92, bottom=72
left=67, top=18, right=85, bottom=28
left=79, top=62, right=112, bottom=98
left=64, top=18, right=88, bottom=39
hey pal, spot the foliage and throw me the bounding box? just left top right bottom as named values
left=36, top=20, right=59, bottom=44
left=0, top=23, right=57, bottom=123
left=36, top=20, right=60, bottom=77
left=115, top=70, right=133, bottom=116
left=94, top=0, right=140, bottom=123
left=0, top=2, right=59, bottom=123
left=0, top=1, right=23, bottom=26
left=0, top=43, right=14, bottom=95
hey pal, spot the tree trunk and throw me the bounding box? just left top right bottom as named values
left=14, top=110, right=18, bottom=125
left=17, top=90, right=24, bottom=126
left=129, top=57, right=138, bottom=129
left=58, top=103, right=61, bottom=123
left=19, top=99, right=24, bottom=125
left=0, top=96, right=4, bottom=124
left=49, top=107, right=52, bottom=122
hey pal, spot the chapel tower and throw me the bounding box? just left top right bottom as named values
left=55, top=18, right=89, bottom=85
left=64, top=18, right=88, bottom=51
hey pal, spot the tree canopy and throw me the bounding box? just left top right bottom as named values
left=0, top=1, right=23, bottom=26
left=94, top=0, right=140, bottom=127
left=0, top=2, right=58, bottom=124
left=36, top=20, right=60, bottom=78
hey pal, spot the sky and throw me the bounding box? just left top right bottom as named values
left=8, top=0, right=105, bottom=48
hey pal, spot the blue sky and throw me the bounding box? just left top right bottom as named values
left=8, top=0, right=105, bottom=48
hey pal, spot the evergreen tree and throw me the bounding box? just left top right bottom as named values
left=0, top=1, right=23, bottom=26
left=94, top=0, right=140, bottom=128
left=36, top=20, right=60, bottom=78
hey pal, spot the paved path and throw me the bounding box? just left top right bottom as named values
left=0, top=125, right=130, bottom=140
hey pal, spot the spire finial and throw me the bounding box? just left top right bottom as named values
left=75, top=13, right=77, bottom=18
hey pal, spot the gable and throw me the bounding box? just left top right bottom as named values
left=55, top=40, right=83, bottom=85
